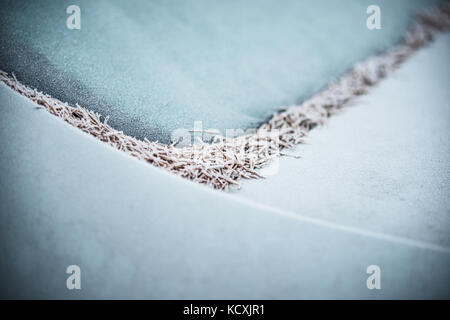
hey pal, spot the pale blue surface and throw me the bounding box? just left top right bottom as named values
left=0, top=0, right=440, bottom=142
left=0, top=82, right=449, bottom=299
left=0, top=32, right=449, bottom=298
left=236, top=33, right=450, bottom=248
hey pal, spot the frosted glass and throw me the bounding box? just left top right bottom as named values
left=0, top=0, right=440, bottom=142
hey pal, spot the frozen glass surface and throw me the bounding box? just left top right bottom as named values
left=0, top=0, right=440, bottom=142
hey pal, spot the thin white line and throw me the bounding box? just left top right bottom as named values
left=231, top=195, right=450, bottom=254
